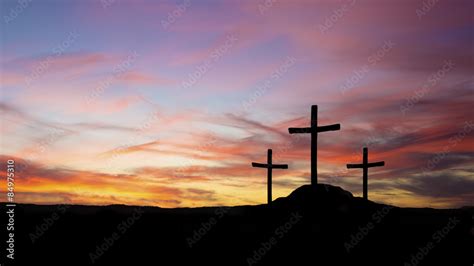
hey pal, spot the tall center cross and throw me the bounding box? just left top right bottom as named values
left=252, top=149, right=288, bottom=204
left=288, top=105, right=341, bottom=185
left=347, top=147, right=385, bottom=200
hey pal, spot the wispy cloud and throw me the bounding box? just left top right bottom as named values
left=1, top=0, right=472, bottom=208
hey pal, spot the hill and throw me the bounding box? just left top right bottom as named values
left=1, top=184, right=472, bottom=266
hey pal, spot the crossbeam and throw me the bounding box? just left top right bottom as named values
left=346, top=147, right=385, bottom=200
left=252, top=163, right=288, bottom=169
left=252, top=149, right=288, bottom=204
left=288, top=105, right=341, bottom=185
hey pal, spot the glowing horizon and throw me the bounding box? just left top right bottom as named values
left=1, top=0, right=473, bottom=208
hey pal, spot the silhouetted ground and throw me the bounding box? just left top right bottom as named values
left=1, top=184, right=472, bottom=266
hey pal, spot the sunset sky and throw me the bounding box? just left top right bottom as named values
left=1, top=0, right=473, bottom=208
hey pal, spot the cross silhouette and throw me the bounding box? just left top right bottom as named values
left=252, top=149, right=288, bottom=204
left=347, top=147, right=385, bottom=200
left=288, top=105, right=341, bottom=185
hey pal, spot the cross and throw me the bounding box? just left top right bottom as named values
left=347, top=147, right=385, bottom=200
left=288, top=105, right=341, bottom=185
left=252, top=149, right=288, bottom=204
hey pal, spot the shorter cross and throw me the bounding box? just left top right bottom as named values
left=252, top=149, right=288, bottom=204
left=346, top=147, right=385, bottom=200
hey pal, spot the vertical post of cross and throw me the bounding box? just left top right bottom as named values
left=288, top=105, right=341, bottom=186
left=347, top=147, right=385, bottom=200
left=252, top=149, right=288, bottom=205
left=363, top=147, right=368, bottom=200
left=311, top=105, right=318, bottom=185
left=267, top=149, right=272, bottom=205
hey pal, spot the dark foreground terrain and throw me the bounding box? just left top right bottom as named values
left=1, top=184, right=472, bottom=266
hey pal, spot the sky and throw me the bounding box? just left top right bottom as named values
left=0, top=0, right=473, bottom=208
